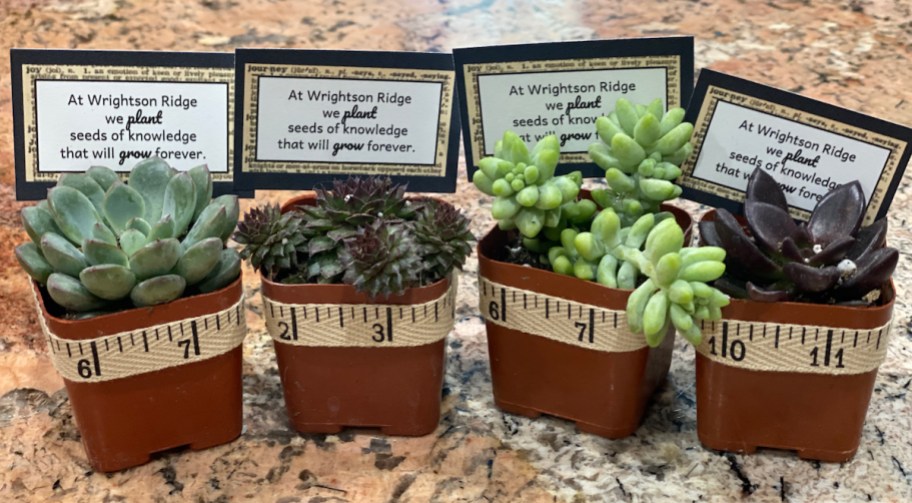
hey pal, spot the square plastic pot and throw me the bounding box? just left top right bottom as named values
left=264, top=193, right=447, bottom=436
left=261, top=276, right=448, bottom=436
left=35, top=277, right=245, bottom=473
left=696, top=209, right=895, bottom=462
left=475, top=203, right=691, bottom=438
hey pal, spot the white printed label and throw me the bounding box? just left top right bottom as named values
left=476, top=68, right=667, bottom=154
left=254, top=77, right=442, bottom=165
left=35, top=80, right=229, bottom=172
left=691, top=101, right=890, bottom=211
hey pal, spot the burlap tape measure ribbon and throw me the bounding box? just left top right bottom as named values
left=36, top=293, right=247, bottom=384
left=478, top=276, right=647, bottom=353
left=695, top=317, right=893, bottom=375
left=38, top=295, right=247, bottom=383
left=262, top=278, right=458, bottom=348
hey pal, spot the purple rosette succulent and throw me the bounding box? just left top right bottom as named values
left=699, top=168, right=897, bottom=304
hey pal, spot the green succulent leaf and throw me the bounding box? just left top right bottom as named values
left=119, top=229, right=148, bottom=257
left=161, top=172, right=197, bottom=238
left=130, top=274, right=186, bottom=307
left=211, top=194, right=240, bottom=242
left=83, top=238, right=129, bottom=267
left=48, top=186, right=101, bottom=245
left=15, top=242, right=53, bottom=284
left=21, top=206, right=63, bottom=246
left=176, top=237, right=222, bottom=285
left=47, top=273, right=108, bottom=312
left=198, top=248, right=242, bottom=293
left=80, top=264, right=136, bottom=300
left=59, top=173, right=105, bottom=214
left=148, top=215, right=176, bottom=241
left=92, top=222, right=118, bottom=246
left=86, top=165, right=119, bottom=191
left=40, top=232, right=87, bottom=277
left=126, top=217, right=151, bottom=237
left=129, top=238, right=181, bottom=280
left=183, top=206, right=227, bottom=250
left=128, top=158, right=173, bottom=223
left=188, top=164, right=213, bottom=221
left=103, top=182, right=146, bottom=235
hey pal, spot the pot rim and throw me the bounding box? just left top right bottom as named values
left=260, top=271, right=451, bottom=306
left=34, top=275, right=244, bottom=340
left=264, top=191, right=454, bottom=305
left=476, top=202, right=693, bottom=307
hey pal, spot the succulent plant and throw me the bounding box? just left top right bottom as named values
left=700, top=168, right=898, bottom=304
left=16, top=159, right=241, bottom=314
left=473, top=118, right=728, bottom=347
left=234, top=177, right=472, bottom=298
left=620, top=218, right=729, bottom=346
left=339, top=221, right=422, bottom=298
left=234, top=203, right=308, bottom=280
left=548, top=208, right=728, bottom=346
left=588, top=98, right=693, bottom=225
left=298, top=177, right=418, bottom=284
left=472, top=132, right=587, bottom=239
left=412, top=198, right=474, bottom=284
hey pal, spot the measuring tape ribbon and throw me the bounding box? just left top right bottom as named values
left=37, top=294, right=247, bottom=384
left=262, top=278, right=457, bottom=348
left=695, top=317, right=893, bottom=375
left=478, top=276, right=648, bottom=353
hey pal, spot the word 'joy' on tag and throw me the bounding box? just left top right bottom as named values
left=453, top=37, right=694, bottom=179
left=234, top=49, right=460, bottom=193
left=10, top=49, right=239, bottom=200
left=679, top=69, right=912, bottom=225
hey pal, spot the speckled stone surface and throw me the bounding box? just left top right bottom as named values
left=1, top=0, right=912, bottom=501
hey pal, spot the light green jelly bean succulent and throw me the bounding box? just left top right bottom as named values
left=588, top=98, right=694, bottom=225
left=476, top=96, right=720, bottom=348
left=473, top=132, right=585, bottom=239
left=15, top=159, right=242, bottom=314
left=542, top=205, right=729, bottom=347
left=621, top=218, right=730, bottom=347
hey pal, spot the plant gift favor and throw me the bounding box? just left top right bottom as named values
left=235, top=177, right=472, bottom=436
left=15, top=158, right=246, bottom=473
left=694, top=167, right=898, bottom=462
left=474, top=98, right=729, bottom=438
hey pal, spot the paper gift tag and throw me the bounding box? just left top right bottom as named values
left=454, top=37, right=694, bottom=179
left=679, top=69, right=912, bottom=224
left=233, top=49, right=460, bottom=193
left=11, top=49, right=239, bottom=199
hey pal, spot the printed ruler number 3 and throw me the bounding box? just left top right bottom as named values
left=372, top=323, right=390, bottom=343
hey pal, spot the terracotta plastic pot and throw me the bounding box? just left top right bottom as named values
left=35, top=277, right=245, bottom=472
left=476, top=203, right=692, bottom=438
left=264, top=193, right=447, bottom=436
left=695, top=209, right=895, bottom=462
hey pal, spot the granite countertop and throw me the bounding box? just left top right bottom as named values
left=1, top=0, right=912, bottom=501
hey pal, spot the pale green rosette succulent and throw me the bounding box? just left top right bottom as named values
left=16, top=159, right=241, bottom=314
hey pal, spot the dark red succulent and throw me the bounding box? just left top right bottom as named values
left=699, top=168, right=898, bottom=304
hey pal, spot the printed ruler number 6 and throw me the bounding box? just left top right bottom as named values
left=77, top=359, right=94, bottom=379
